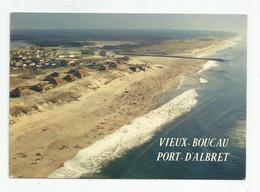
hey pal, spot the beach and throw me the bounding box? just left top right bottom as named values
left=49, top=89, right=199, bottom=178
left=9, top=36, right=238, bottom=178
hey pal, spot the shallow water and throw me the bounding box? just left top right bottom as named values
left=92, top=39, right=246, bottom=179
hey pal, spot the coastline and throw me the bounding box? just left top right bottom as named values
left=48, top=36, right=240, bottom=178
left=49, top=89, right=199, bottom=178
left=9, top=36, right=239, bottom=178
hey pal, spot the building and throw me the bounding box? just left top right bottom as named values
left=30, top=82, right=54, bottom=92
left=71, top=68, right=88, bottom=78
left=49, top=77, right=66, bottom=86
left=63, top=74, right=77, bottom=82
left=44, top=72, right=59, bottom=81
left=105, top=61, right=118, bottom=68
left=10, top=86, right=31, bottom=98
left=95, top=64, right=108, bottom=71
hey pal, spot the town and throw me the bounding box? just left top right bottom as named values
left=10, top=45, right=120, bottom=69
left=10, top=45, right=149, bottom=98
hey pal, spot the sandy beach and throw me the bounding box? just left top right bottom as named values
left=9, top=36, right=238, bottom=178
left=49, top=89, right=199, bottom=178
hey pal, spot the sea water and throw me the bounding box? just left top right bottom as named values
left=93, top=38, right=246, bottom=179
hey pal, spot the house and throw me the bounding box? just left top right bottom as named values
left=44, top=72, right=59, bottom=81
left=95, top=64, right=108, bottom=71
left=106, top=61, right=118, bottom=68
left=29, top=62, right=36, bottom=67
left=49, top=77, right=66, bottom=86
left=68, top=69, right=78, bottom=74
left=10, top=86, right=31, bottom=98
left=123, top=56, right=130, bottom=61
left=129, top=65, right=140, bottom=72
left=58, top=60, right=68, bottom=66
left=129, top=64, right=149, bottom=72
left=63, top=74, right=77, bottom=82
left=69, top=68, right=88, bottom=78
left=15, top=62, right=23, bottom=67
left=68, top=60, right=76, bottom=65
left=85, top=62, right=96, bottom=69
left=42, top=83, right=55, bottom=90
left=115, top=57, right=126, bottom=64
left=30, top=81, right=54, bottom=92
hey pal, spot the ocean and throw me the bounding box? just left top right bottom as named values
left=90, top=38, right=247, bottom=179
left=10, top=29, right=232, bottom=47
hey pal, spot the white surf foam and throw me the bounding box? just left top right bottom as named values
left=199, top=77, right=208, bottom=84
left=196, top=60, right=219, bottom=84
left=198, top=60, right=219, bottom=74
left=48, top=89, right=199, bottom=178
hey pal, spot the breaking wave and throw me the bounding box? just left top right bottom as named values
left=48, top=89, right=199, bottom=178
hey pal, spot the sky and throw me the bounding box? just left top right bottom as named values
left=11, top=13, right=246, bottom=33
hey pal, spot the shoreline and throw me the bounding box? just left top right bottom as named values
left=10, top=55, right=202, bottom=178
left=48, top=36, right=241, bottom=178
left=49, top=89, right=199, bottom=178
left=9, top=36, right=239, bottom=178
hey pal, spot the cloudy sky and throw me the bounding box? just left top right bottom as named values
left=11, top=13, right=246, bottom=33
